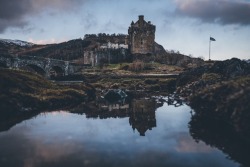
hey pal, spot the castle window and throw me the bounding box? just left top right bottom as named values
left=141, top=39, right=143, bottom=45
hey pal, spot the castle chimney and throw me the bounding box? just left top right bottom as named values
left=139, top=15, right=144, bottom=21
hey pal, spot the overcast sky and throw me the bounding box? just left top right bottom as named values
left=0, top=0, right=250, bottom=60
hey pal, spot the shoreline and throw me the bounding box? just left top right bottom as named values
left=1, top=58, right=249, bottom=141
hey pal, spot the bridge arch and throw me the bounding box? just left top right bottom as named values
left=49, top=66, right=65, bottom=78
left=0, top=56, right=78, bottom=77
left=21, top=64, right=46, bottom=76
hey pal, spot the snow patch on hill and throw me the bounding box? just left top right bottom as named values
left=0, top=39, right=34, bottom=47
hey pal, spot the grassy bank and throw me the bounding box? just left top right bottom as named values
left=0, top=68, right=91, bottom=114
left=92, top=77, right=176, bottom=93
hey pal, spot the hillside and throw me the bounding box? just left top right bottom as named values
left=19, top=39, right=92, bottom=61
left=0, top=68, right=93, bottom=113
left=0, top=35, right=126, bottom=61
left=0, top=36, right=204, bottom=67
left=0, top=39, right=36, bottom=58
left=0, top=39, right=34, bottom=47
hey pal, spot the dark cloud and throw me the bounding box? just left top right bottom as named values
left=0, top=0, right=32, bottom=32
left=0, top=0, right=32, bottom=20
left=0, top=18, right=28, bottom=33
left=174, top=0, right=250, bottom=25
left=0, top=0, right=86, bottom=33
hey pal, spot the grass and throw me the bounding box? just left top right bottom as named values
left=90, top=62, right=183, bottom=74
left=0, top=68, right=91, bottom=113
left=91, top=76, right=176, bottom=93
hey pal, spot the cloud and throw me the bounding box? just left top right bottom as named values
left=0, top=18, right=29, bottom=33
left=81, top=12, right=98, bottom=30
left=30, top=0, right=86, bottom=12
left=174, top=0, right=250, bottom=25
left=0, top=0, right=86, bottom=33
left=174, top=132, right=213, bottom=153
left=0, top=0, right=31, bottom=32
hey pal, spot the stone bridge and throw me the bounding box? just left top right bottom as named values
left=0, top=56, right=85, bottom=78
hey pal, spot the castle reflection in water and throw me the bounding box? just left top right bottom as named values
left=82, top=97, right=172, bottom=136
left=129, top=99, right=158, bottom=136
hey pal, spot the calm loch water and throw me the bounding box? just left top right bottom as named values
left=0, top=97, right=240, bottom=167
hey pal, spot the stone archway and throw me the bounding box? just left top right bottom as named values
left=49, top=66, right=64, bottom=78
left=21, top=64, right=47, bottom=76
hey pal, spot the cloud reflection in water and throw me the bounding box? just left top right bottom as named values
left=0, top=100, right=239, bottom=167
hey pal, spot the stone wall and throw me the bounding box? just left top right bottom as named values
left=83, top=48, right=130, bottom=66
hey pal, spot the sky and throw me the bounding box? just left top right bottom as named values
left=0, top=0, right=250, bottom=60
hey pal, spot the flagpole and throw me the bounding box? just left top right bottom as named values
left=209, top=36, right=216, bottom=61
left=209, top=38, right=211, bottom=61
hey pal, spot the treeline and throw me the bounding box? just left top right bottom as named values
left=84, top=33, right=127, bottom=39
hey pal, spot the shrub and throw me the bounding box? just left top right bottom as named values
left=202, top=73, right=221, bottom=82
left=128, top=60, right=144, bottom=72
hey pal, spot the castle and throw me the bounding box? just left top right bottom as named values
left=128, top=15, right=156, bottom=55
left=83, top=15, right=157, bottom=66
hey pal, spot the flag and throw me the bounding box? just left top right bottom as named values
left=210, top=37, right=216, bottom=41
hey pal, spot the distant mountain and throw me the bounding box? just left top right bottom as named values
left=0, top=39, right=37, bottom=57
left=0, top=39, right=34, bottom=47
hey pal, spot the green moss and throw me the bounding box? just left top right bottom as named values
left=201, top=73, right=221, bottom=82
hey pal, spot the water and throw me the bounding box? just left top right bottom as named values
left=0, top=98, right=240, bottom=167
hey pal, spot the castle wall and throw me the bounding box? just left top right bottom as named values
left=83, top=51, right=96, bottom=66
left=83, top=48, right=130, bottom=66
left=128, top=15, right=156, bottom=55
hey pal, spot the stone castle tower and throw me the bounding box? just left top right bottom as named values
left=128, top=15, right=156, bottom=55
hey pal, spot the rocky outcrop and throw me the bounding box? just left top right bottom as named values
left=177, top=58, right=250, bottom=93
left=177, top=58, right=250, bottom=144
left=210, top=58, right=250, bottom=78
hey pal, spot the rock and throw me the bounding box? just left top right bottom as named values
left=176, top=58, right=250, bottom=96
left=210, top=58, right=250, bottom=78
left=104, top=89, right=127, bottom=103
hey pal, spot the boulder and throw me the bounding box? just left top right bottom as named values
left=104, top=89, right=127, bottom=103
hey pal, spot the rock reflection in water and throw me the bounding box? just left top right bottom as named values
left=0, top=111, right=39, bottom=132
left=189, top=114, right=250, bottom=167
